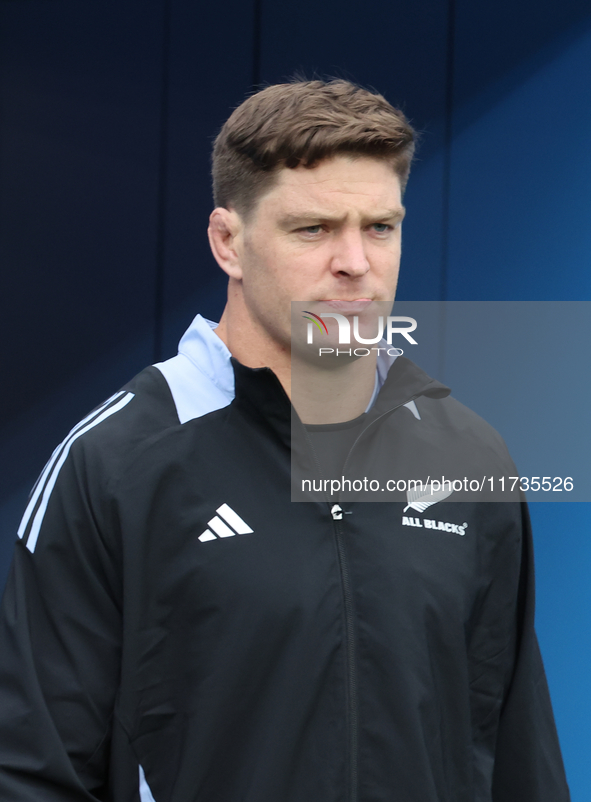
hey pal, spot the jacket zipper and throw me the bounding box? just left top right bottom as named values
left=329, top=395, right=420, bottom=801
left=299, top=416, right=360, bottom=802
left=302, top=397, right=420, bottom=802
left=331, top=504, right=359, bottom=802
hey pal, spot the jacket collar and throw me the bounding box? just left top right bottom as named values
left=372, top=356, right=450, bottom=416
left=177, top=314, right=450, bottom=426
left=178, top=314, right=235, bottom=398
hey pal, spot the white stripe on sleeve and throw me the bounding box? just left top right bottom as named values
left=18, top=391, right=125, bottom=540
left=24, top=392, right=134, bottom=553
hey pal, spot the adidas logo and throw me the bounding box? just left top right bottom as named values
left=198, top=503, right=254, bottom=542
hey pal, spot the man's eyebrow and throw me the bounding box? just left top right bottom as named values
left=371, top=207, right=406, bottom=223
left=278, top=208, right=406, bottom=227
left=278, top=212, right=338, bottom=227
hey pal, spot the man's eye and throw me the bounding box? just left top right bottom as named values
left=299, top=225, right=323, bottom=235
left=372, top=223, right=392, bottom=233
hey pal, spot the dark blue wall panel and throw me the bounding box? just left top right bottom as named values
left=530, top=504, right=591, bottom=800
left=448, top=17, right=591, bottom=300
left=0, top=1, right=165, bottom=422
left=159, top=0, right=256, bottom=358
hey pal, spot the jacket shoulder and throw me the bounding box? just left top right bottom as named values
left=68, top=365, right=182, bottom=469
left=414, top=393, right=519, bottom=479
left=13, top=367, right=181, bottom=555
left=422, top=393, right=509, bottom=445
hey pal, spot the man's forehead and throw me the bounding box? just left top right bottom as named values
left=261, top=155, right=402, bottom=213
left=278, top=154, right=399, bottom=185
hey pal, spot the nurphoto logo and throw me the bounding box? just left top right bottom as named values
left=302, top=311, right=418, bottom=356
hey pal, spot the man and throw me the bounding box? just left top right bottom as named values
left=0, top=80, right=569, bottom=801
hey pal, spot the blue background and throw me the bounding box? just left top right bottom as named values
left=1, top=0, right=589, bottom=796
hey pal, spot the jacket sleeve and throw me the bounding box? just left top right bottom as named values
left=490, top=503, right=570, bottom=801
left=0, top=434, right=123, bottom=800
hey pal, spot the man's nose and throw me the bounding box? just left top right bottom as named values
left=330, top=230, right=371, bottom=277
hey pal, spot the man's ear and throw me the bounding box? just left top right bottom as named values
left=208, top=208, right=244, bottom=280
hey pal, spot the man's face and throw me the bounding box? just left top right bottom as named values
left=232, top=154, right=405, bottom=353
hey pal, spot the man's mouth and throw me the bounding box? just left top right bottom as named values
left=318, top=299, right=374, bottom=314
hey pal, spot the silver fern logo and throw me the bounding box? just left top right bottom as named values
left=403, top=483, right=453, bottom=513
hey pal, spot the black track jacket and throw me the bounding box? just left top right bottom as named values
left=0, top=314, right=570, bottom=801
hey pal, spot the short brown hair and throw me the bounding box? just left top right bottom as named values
left=212, top=79, right=416, bottom=220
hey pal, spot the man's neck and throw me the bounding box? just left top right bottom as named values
left=290, top=353, right=377, bottom=424
left=214, top=307, right=292, bottom=388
